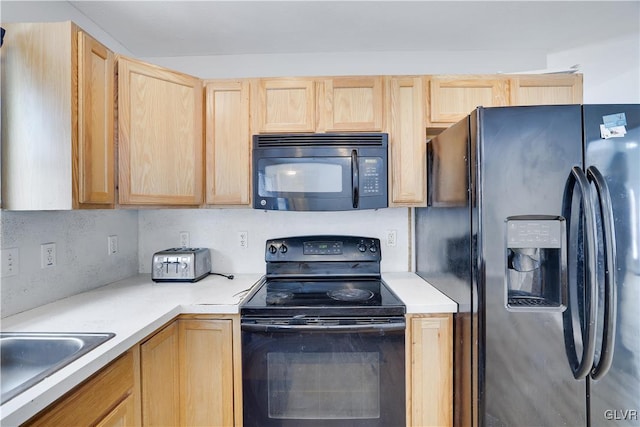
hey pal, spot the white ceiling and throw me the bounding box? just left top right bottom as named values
left=67, top=1, right=640, bottom=58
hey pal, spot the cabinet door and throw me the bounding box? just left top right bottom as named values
left=205, top=80, right=251, bottom=205
left=428, top=76, right=508, bottom=126
left=406, top=314, right=453, bottom=427
left=322, top=76, right=384, bottom=131
left=179, top=319, right=235, bottom=426
left=254, top=78, right=316, bottom=133
left=118, top=57, right=203, bottom=205
left=510, top=74, right=583, bottom=106
left=77, top=31, right=115, bottom=206
left=24, top=350, right=139, bottom=427
left=388, top=76, right=427, bottom=206
left=95, top=394, right=137, bottom=427
left=141, top=322, right=180, bottom=426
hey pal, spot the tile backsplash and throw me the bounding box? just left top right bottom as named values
left=138, top=208, right=410, bottom=275
left=1, top=207, right=409, bottom=317
left=0, top=210, right=138, bottom=317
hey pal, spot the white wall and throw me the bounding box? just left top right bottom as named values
left=548, top=33, right=640, bottom=103
left=0, top=211, right=138, bottom=317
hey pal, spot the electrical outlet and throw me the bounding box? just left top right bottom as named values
left=386, top=230, right=397, bottom=247
left=179, top=231, right=190, bottom=248
left=238, top=231, right=248, bottom=249
left=41, top=243, right=56, bottom=268
left=1, top=248, right=19, bottom=277
left=108, top=235, right=118, bottom=255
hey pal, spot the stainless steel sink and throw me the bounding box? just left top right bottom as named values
left=0, top=332, right=115, bottom=404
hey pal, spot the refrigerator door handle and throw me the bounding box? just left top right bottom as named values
left=586, top=166, right=618, bottom=381
left=562, top=166, right=599, bottom=380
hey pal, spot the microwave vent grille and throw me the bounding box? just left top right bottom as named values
left=255, top=133, right=387, bottom=148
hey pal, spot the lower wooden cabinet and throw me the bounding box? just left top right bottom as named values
left=140, top=316, right=240, bottom=426
left=24, top=350, right=141, bottom=427
left=406, top=313, right=453, bottom=427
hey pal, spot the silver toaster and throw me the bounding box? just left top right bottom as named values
left=152, top=248, right=211, bottom=282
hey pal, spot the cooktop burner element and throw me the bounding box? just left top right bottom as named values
left=265, top=291, right=294, bottom=305
left=240, top=235, right=406, bottom=317
left=327, top=288, right=375, bottom=302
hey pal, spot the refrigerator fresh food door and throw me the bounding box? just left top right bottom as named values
left=477, top=105, right=588, bottom=426
left=584, top=104, right=640, bottom=427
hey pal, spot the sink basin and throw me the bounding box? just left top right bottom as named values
left=0, top=332, right=115, bottom=404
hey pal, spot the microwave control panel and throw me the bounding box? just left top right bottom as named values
left=360, top=157, right=384, bottom=195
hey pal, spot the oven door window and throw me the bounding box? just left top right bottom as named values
left=242, top=328, right=405, bottom=427
left=268, top=352, right=380, bottom=419
left=258, top=158, right=350, bottom=197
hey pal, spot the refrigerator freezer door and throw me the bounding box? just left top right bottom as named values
left=584, top=104, right=640, bottom=426
left=477, top=106, right=588, bottom=426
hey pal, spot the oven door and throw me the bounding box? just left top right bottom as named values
left=241, top=320, right=405, bottom=427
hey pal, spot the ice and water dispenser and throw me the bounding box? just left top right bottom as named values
left=505, top=215, right=567, bottom=311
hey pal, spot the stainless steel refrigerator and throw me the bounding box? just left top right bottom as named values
left=416, top=104, right=639, bottom=426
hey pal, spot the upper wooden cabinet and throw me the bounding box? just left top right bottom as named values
left=321, top=76, right=384, bottom=132
left=78, top=31, right=116, bottom=206
left=118, top=56, right=204, bottom=206
left=253, top=78, right=316, bottom=133
left=205, top=80, right=251, bottom=206
left=510, top=74, right=583, bottom=106
left=427, top=76, right=509, bottom=126
left=252, top=76, right=385, bottom=134
left=387, top=76, right=427, bottom=206
left=1, top=22, right=115, bottom=210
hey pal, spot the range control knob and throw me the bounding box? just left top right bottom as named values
left=357, top=243, right=367, bottom=252
left=279, top=244, right=288, bottom=254
left=369, top=244, right=378, bottom=253
left=268, top=244, right=278, bottom=254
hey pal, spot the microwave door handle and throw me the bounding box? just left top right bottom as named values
left=351, top=150, right=359, bottom=208
left=587, top=166, right=617, bottom=381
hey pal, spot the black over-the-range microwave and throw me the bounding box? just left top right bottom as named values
left=252, top=133, right=388, bottom=211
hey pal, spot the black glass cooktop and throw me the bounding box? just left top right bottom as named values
left=241, top=277, right=406, bottom=317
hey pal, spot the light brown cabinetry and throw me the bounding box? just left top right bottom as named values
left=253, top=76, right=385, bottom=134
left=140, top=316, right=239, bottom=426
left=24, top=350, right=140, bottom=427
left=322, top=76, right=384, bottom=132
left=253, top=78, right=316, bottom=133
left=205, top=80, right=252, bottom=205
left=510, top=74, right=583, bottom=106
left=78, top=31, right=116, bottom=206
left=427, top=75, right=509, bottom=127
left=140, top=321, right=180, bottom=426
left=406, top=314, right=453, bottom=427
left=1, top=22, right=115, bottom=210
left=387, top=76, right=427, bottom=206
left=118, top=56, right=203, bottom=206
left=178, top=318, right=236, bottom=426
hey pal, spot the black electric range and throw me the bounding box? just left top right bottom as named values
left=240, top=235, right=406, bottom=319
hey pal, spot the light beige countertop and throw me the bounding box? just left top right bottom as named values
left=0, top=272, right=456, bottom=426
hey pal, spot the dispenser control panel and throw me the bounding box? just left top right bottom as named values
left=507, top=218, right=562, bottom=248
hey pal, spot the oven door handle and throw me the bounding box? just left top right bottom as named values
left=241, top=322, right=406, bottom=333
